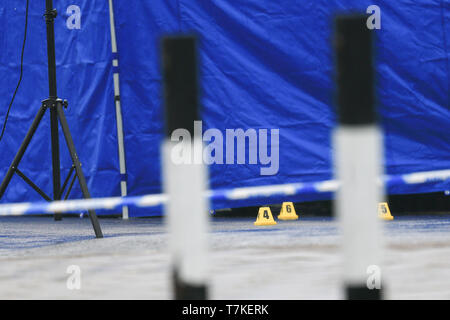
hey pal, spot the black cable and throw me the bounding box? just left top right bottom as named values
left=0, top=0, right=30, bottom=143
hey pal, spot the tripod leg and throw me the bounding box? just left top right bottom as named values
left=0, top=105, right=48, bottom=199
left=50, top=108, right=62, bottom=221
left=56, top=105, right=103, bottom=239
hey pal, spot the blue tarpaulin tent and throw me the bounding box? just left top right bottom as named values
left=0, top=1, right=449, bottom=216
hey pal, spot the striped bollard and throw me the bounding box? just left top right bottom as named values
left=162, top=36, right=209, bottom=300
left=334, top=15, right=384, bottom=300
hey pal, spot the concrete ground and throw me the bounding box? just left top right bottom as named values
left=1, top=214, right=450, bottom=299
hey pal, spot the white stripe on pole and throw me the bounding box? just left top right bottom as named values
left=163, top=139, right=209, bottom=288
left=335, top=127, right=383, bottom=286
left=108, top=0, right=129, bottom=219
left=108, top=0, right=118, bottom=53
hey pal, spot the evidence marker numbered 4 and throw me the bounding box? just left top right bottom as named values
left=182, top=304, right=270, bottom=317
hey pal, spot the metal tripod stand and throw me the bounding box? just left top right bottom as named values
left=0, top=0, right=103, bottom=238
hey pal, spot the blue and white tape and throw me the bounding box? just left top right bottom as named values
left=0, top=169, right=448, bottom=216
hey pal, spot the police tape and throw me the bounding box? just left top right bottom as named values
left=0, top=169, right=448, bottom=216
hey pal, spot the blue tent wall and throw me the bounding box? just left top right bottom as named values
left=1, top=1, right=449, bottom=216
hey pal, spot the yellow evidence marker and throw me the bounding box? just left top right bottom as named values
left=254, top=207, right=277, bottom=226
left=278, top=202, right=299, bottom=220
left=378, top=202, right=394, bottom=220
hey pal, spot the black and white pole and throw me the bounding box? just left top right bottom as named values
left=334, top=15, right=384, bottom=300
left=108, top=0, right=129, bottom=219
left=162, top=36, right=209, bottom=300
